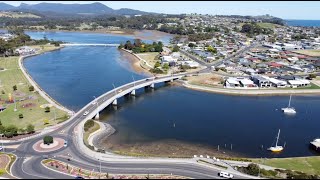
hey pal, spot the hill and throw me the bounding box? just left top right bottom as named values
left=0, top=2, right=14, bottom=10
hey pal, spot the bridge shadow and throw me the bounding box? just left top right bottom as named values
left=97, top=82, right=173, bottom=119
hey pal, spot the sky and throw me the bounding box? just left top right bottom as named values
left=3, top=1, right=320, bottom=20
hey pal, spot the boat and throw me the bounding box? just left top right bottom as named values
left=268, top=129, right=284, bottom=152
left=281, top=95, right=296, bottom=114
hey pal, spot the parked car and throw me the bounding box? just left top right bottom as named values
left=75, top=176, right=84, bottom=179
left=0, top=146, right=3, bottom=151
left=218, top=171, right=234, bottom=179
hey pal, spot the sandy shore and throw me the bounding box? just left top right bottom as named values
left=119, top=49, right=153, bottom=76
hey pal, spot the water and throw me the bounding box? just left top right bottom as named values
left=23, top=46, right=146, bottom=111
left=100, top=85, right=320, bottom=158
left=285, top=19, right=320, bottom=27
left=24, top=31, right=320, bottom=158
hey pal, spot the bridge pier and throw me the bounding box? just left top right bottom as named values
left=94, top=112, right=100, bottom=120
left=131, top=89, right=136, bottom=96
left=112, top=99, right=117, bottom=106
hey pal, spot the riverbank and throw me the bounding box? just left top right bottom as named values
left=180, top=79, right=320, bottom=96
left=0, top=45, right=71, bottom=131
left=119, top=48, right=153, bottom=76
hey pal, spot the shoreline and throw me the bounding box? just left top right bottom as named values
left=180, top=80, right=320, bottom=96
left=19, top=47, right=73, bottom=115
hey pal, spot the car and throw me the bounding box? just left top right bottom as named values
left=75, top=176, right=84, bottom=179
left=145, top=78, right=150, bottom=81
left=118, top=89, right=123, bottom=93
left=92, top=101, right=97, bottom=105
left=43, top=155, right=49, bottom=159
left=83, top=111, right=89, bottom=116
left=0, top=146, right=3, bottom=151
left=218, top=171, right=234, bottom=179
left=64, top=141, right=68, bottom=147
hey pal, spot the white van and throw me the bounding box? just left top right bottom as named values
left=218, top=171, right=234, bottom=179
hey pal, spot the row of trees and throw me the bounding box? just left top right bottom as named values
left=0, top=120, right=35, bottom=138
left=119, top=39, right=163, bottom=53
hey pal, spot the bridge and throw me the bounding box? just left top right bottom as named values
left=77, top=74, right=185, bottom=120
left=61, top=43, right=120, bottom=47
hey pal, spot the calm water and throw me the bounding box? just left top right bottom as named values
left=285, top=19, right=320, bottom=27
left=24, top=31, right=320, bottom=158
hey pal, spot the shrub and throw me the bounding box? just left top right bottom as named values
left=29, top=86, right=34, bottom=92
left=13, top=85, right=17, bottom=91
left=45, top=107, right=50, bottom=113
left=19, top=113, right=23, bottom=119
left=26, top=124, right=35, bottom=134
left=43, top=136, right=53, bottom=145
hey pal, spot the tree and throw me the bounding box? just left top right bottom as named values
left=43, top=119, right=49, bottom=125
left=207, top=46, right=217, bottom=54
left=29, top=86, right=34, bottom=92
left=45, top=107, right=50, bottom=113
left=309, top=74, right=317, bottom=79
left=19, top=128, right=26, bottom=134
left=188, top=43, right=196, bottom=48
left=19, top=113, right=23, bottom=119
left=13, top=85, right=17, bottom=91
left=163, top=63, right=169, bottom=70
left=154, top=61, right=161, bottom=68
left=4, top=125, right=18, bottom=138
left=0, top=120, right=4, bottom=134
left=43, top=136, right=53, bottom=145
left=26, top=124, right=35, bottom=134
left=246, top=163, right=260, bottom=176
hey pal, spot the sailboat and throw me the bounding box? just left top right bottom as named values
left=268, top=129, right=284, bottom=152
left=281, top=95, right=296, bottom=114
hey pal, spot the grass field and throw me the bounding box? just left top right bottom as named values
left=0, top=47, right=68, bottom=131
left=135, top=52, right=160, bottom=68
left=238, top=22, right=282, bottom=29
left=294, top=50, right=320, bottom=57
left=83, top=121, right=100, bottom=146
left=252, top=156, right=320, bottom=175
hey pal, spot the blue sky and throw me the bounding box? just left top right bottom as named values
left=4, top=1, right=320, bottom=20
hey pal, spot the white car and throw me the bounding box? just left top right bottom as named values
left=64, top=141, right=68, bottom=147
left=83, top=111, right=89, bottom=116
left=92, top=101, right=97, bottom=105
left=218, top=171, right=234, bottom=179
left=118, top=89, right=123, bottom=93
left=0, top=146, right=3, bottom=151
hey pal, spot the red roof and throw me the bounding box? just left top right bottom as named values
left=248, top=57, right=259, bottom=62
left=267, top=62, right=283, bottom=67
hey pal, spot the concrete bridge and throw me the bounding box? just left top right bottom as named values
left=61, top=43, right=120, bottom=47
left=78, top=74, right=185, bottom=120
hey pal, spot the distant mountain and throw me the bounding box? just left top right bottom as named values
left=0, top=2, right=14, bottom=11
left=0, top=2, right=152, bottom=16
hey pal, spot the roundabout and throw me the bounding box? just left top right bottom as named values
left=32, top=137, right=65, bottom=153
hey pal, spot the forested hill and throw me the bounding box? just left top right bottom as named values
left=0, top=2, right=153, bottom=15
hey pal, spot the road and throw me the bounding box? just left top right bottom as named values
left=2, top=63, right=257, bottom=179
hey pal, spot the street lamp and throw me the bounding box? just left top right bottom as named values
left=132, top=75, right=135, bottom=87
left=112, top=83, right=117, bottom=96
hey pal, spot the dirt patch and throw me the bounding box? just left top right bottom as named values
left=0, top=154, right=10, bottom=169
left=20, top=102, right=36, bottom=108
left=101, top=138, right=244, bottom=158
left=187, top=74, right=224, bottom=88
left=119, top=50, right=152, bottom=76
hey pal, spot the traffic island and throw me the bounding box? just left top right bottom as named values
left=33, top=137, right=65, bottom=152
left=42, top=159, right=190, bottom=179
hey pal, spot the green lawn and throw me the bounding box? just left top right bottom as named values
left=0, top=51, right=68, bottom=131
left=83, top=121, right=100, bottom=146
left=252, top=156, right=320, bottom=175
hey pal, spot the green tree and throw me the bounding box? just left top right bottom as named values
left=19, top=113, right=23, bottom=119
left=207, top=46, right=217, bottom=54
left=43, top=136, right=53, bottom=145
left=13, top=85, right=17, bottom=91
left=246, top=163, right=260, bottom=176
left=4, top=125, right=18, bottom=138
left=19, top=128, right=26, bottom=134
left=45, top=107, right=50, bottom=113
left=43, top=119, right=49, bottom=125
left=154, top=61, right=161, bottom=68
left=29, top=86, right=34, bottom=92
left=26, top=124, right=35, bottom=134
left=163, top=63, right=169, bottom=70
left=309, top=74, right=317, bottom=79
left=0, top=120, right=4, bottom=134
left=188, top=43, right=196, bottom=48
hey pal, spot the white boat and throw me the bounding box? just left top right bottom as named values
left=268, top=129, right=284, bottom=152
left=281, top=95, right=296, bottom=114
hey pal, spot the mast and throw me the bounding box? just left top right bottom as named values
left=275, top=129, right=280, bottom=147
left=288, top=95, right=292, bottom=108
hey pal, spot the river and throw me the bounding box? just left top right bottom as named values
left=23, top=30, right=320, bottom=158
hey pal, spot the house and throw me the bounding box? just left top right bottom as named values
left=288, top=79, right=310, bottom=88
left=250, top=75, right=272, bottom=88
left=14, top=46, right=36, bottom=55
left=224, top=77, right=257, bottom=88
left=181, top=61, right=200, bottom=68
left=161, top=56, right=177, bottom=65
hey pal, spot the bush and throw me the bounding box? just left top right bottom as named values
left=246, top=163, right=260, bottom=176
left=84, top=120, right=94, bottom=131
left=19, top=113, right=23, bottom=119
left=4, top=125, right=18, bottom=138
left=13, top=85, right=17, bottom=91
left=45, top=107, right=50, bottom=113
left=43, top=136, right=53, bottom=145
left=29, top=86, right=34, bottom=92
left=26, top=124, right=35, bottom=134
